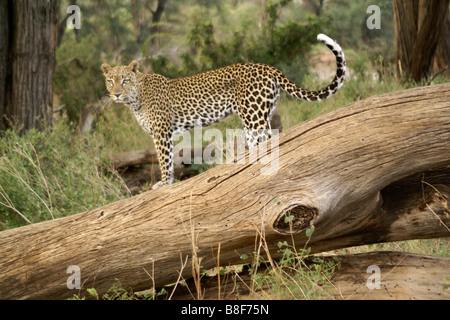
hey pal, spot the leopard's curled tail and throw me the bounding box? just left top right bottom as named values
left=275, top=33, right=346, bottom=102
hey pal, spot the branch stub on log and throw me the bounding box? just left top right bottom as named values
left=273, top=205, right=319, bottom=235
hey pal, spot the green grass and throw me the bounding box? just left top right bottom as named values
left=0, top=120, right=130, bottom=230
left=94, top=104, right=155, bottom=153
left=241, top=224, right=340, bottom=300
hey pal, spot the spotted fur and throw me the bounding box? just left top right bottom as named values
left=101, top=34, right=346, bottom=189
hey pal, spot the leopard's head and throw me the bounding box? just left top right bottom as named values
left=101, top=60, right=139, bottom=104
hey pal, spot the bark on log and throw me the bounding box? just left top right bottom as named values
left=2, top=0, right=60, bottom=131
left=0, top=84, right=449, bottom=300
left=393, top=0, right=450, bottom=82
left=324, top=251, right=450, bottom=300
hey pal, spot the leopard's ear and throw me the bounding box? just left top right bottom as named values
left=128, top=60, right=139, bottom=73
left=101, top=63, right=111, bottom=75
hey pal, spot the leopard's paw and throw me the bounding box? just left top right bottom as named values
left=152, top=181, right=165, bottom=190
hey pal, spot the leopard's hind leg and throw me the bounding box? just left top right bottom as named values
left=152, top=130, right=174, bottom=189
left=239, top=85, right=280, bottom=149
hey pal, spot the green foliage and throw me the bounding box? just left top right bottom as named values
left=327, top=0, right=395, bottom=62
left=92, top=104, right=154, bottom=152
left=55, top=0, right=138, bottom=125
left=250, top=241, right=338, bottom=300
left=0, top=120, right=128, bottom=230
left=444, top=277, right=450, bottom=292
left=183, top=2, right=330, bottom=84
left=54, top=34, right=105, bottom=125
left=68, top=279, right=168, bottom=300
left=86, top=288, right=99, bottom=300
left=305, top=225, right=315, bottom=238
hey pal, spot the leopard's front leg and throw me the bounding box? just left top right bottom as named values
left=152, top=131, right=174, bottom=190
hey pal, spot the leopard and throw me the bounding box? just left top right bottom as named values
left=101, top=33, right=346, bottom=189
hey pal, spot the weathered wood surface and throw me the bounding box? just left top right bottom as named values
left=111, top=148, right=159, bottom=169
left=325, top=251, right=450, bottom=300
left=0, top=84, right=449, bottom=299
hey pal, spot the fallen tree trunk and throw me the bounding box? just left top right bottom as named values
left=324, top=251, right=450, bottom=300
left=0, top=84, right=449, bottom=300
left=111, top=148, right=159, bottom=169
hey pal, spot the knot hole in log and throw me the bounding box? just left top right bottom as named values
left=273, top=205, right=318, bottom=235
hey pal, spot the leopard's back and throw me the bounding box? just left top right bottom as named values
left=167, top=64, right=245, bottom=133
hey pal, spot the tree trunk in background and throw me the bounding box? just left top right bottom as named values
left=57, top=0, right=79, bottom=47
left=1, top=0, right=59, bottom=132
left=303, top=0, right=324, bottom=17
left=432, top=13, right=450, bottom=78
left=0, top=0, right=9, bottom=131
left=393, top=0, right=449, bottom=82
left=131, top=0, right=167, bottom=47
left=149, top=0, right=167, bottom=47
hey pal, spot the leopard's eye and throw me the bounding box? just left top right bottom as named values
left=106, top=79, right=114, bottom=86
left=122, top=78, right=130, bottom=85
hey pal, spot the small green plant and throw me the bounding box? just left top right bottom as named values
left=86, top=288, right=99, bottom=300
left=241, top=220, right=338, bottom=300
left=444, top=277, right=450, bottom=292
left=249, top=239, right=338, bottom=300
left=305, top=225, right=315, bottom=238
left=67, top=279, right=168, bottom=300
left=101, top=280, right=136, bottom=300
